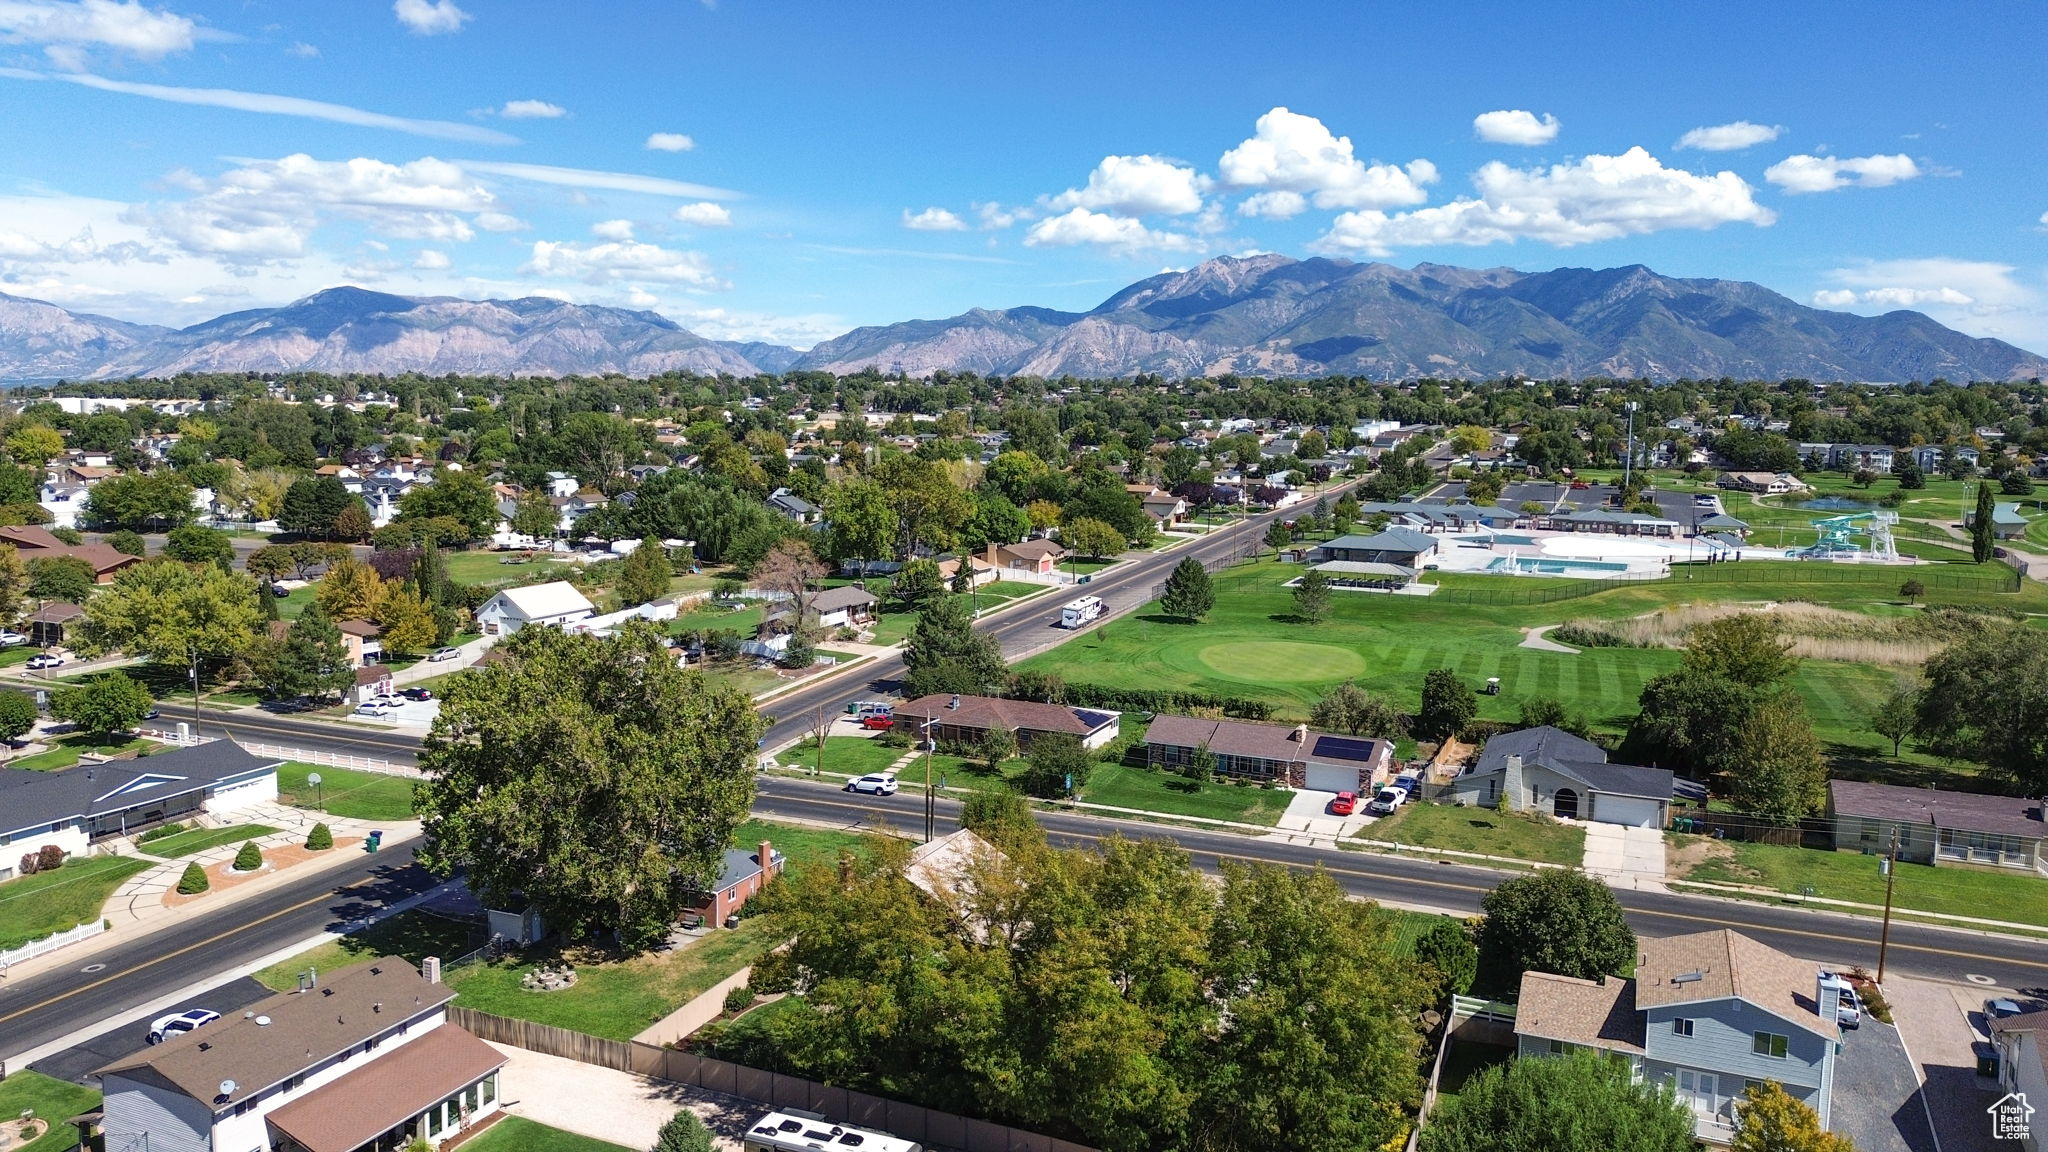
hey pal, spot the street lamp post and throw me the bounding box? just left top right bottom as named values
left=1876, top=829, right=1900, bottom=984
left=1623, top=401, right=1638, bottom=492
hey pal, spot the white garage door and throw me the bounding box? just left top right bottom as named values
left=1304, top=763, right=1359, bottom=792
left=1593, top=794, right=1663, bottom=828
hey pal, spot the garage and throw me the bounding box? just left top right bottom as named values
left=1304, top=762, right=1362, bottom=793
left=1591, top=793, right=1665, bottom=828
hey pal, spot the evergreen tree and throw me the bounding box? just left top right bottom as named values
left=177, top=861, right=209, bottom=894
left=412, top=541, right=451, bottom=605
left=279, top=602, right=355, bottom=700
left=901, top=592, right=1006, bottom=698
left=1973, top=481, right=1997, bottom=563
left=650, top=1110, right=714, bottom=1152
left=617, top=537, right=673, bottom=607
left=1160, top=556, right=1214, bottom=622
left=233, top=840, right=263, bottom=871
left=1293, top=568, right=1331, bottom=623
left=306, top=823, right=333, bottom=850
left=260, top=581, right=281, bottom=621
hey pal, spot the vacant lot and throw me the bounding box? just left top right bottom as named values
left=277, top=761, right=417, bottom=821
left=1671, top=836, right=2048, bottom=927
left=0, top=855, right=152, bottom=949
left=777, top=735, right=902, bottom=779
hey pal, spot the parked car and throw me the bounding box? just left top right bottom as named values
left=1329, top=791, right=1359, bottom=816
left=0, top=630, right=26, bottom=647
left=355, top=701, right=396, bottom=717
left=401, top=687, right=434, bottom=701
left=1392, top=773, right=1420, bottom=796
left=1365, top=786, right=1406, bottom=816
left=1569, top=480, right=1592, bottom=490
left=860, top=714, right=896, bottom=730
left=1817, top=971, right=1862, bottom=1028
left=26, top=653, right=63, bottom=669
left=847, top=773, right=899, bottom=796
left=428, top=646, right=461, bottom=662
left=270, top=583, right=292, bottom=598
left=147, top=1009, right=219, bottom=1045
left=1989, top=998, right=2026, bottom=1020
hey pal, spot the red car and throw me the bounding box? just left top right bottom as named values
left=1568, top=480, right=1592, bottom=490
left=1329, top=791, right=1358, bottom=816
left=860, top=714, right=895, bottom=730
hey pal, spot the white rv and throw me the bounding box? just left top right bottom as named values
left=1060, top=595, right=1105, bottom=629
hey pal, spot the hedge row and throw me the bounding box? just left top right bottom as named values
left=1004, top=672, right=1274, bottom=721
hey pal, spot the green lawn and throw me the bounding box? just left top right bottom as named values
left=0, top=855, right=152, bottom=950
left=276, top=585, right=315, bottom=620
left=735, top=817, right=879, bottom=870
left=0, top=1070, right=100, bottom=1152
left=8, top=733, right=151, bottom=772
left=970, top=580, right=1056, bottom=611
left=252, top=906, right=484, bottom=992
left=0, top=645, right=39, bottom=668
left=460, top=1117, right=633, bottom=1152
left=1672, top=836, right=2048, bottom=926
left=669, top=602, right=764, bottom=635
left=777, top=735, right=903, bottom=779
left=443, top=550, right=578, bottom=589
left=867, top=609, right=918, bottom=646
left=277, top=761, right=417, bottom=821
left=138, top=823, right=280, bottom=859
left=1363, top=803, right=1587, bottom=866
left=1080, top=762, right=1292, bottom=826
left=1382, top=908, right=1465, bottom=956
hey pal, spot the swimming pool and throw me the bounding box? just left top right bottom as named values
left=1485, top=556, right=1633, bottom=576
left=1484, top=532, right=1538, bottom=545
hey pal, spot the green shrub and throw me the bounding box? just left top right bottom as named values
left=1549, top=622, right=1634, bottom=649
left=722, top=985, right=755, bottom=1016
left=305, top=822, right=333, bottom=851
left=232, top=841, right=263, bottom=872
left=176, top=862, right=209, bottom=894
left=137, top=822, right=188, bottom=844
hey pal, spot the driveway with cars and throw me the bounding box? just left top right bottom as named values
left=1884, top=976, right=2019, bottom=1152
left=355, top=696, right=441, bottom=730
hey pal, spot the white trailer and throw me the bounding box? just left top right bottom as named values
left=1060, top=595, right=1105, bottom=629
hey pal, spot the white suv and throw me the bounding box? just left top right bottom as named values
left=847, top=773, right=900, bottom=796
left=147, top=1008, right=219, bottom=1044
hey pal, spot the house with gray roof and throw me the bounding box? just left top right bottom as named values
left=1827, top=779, right=2048, bottom=873
left=0, top=741, right=283, bottom=881
left=1141, top=715, right=1393, bottom=792
left=1312, top=527, right=1440, bottom=567
left=1441, top=725, right=1672, bottom=827
left=1964, top=501, right=2030, bottom=540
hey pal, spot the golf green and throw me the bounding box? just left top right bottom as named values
left=1195, top=640, right=1366, bottom=683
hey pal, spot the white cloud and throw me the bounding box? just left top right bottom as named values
left=286, top=40, right=317, bottom=57
left=1676, top=120, right=1784, bottom=151
left=522, top=238, right=726, bottom=289
left=901, top=207, right=966, bottom=232
left=456, top=160, right=738, bottom=199
left=590, top=218, right=634, bottom=241
left=0, top=68, right=519, bottom=144
left=1765, top=153, right=1921, bottom=193
left=667, top=305, right=845, bottom=349
left=672, top=201, right=731, bottom=227
left=1810, top=258, right=2048, bottom=353
left=1049, top=155, right=1205, bottom=216
left=974, top=201, right=1029, bottom=229
left=134, top=153, right=500, bottom=263
left=1023, top=207, right=1200, bottom=253
left=498, top=99, right=565, bottom=120
left=644, top=132, right=694, bottom=152
left=413, top=248, right=450, bottom=269
left=1473, top=109, right=1560, bottom=146
left=2039, top=210, right=2048, bottom=228
left=0, top=0, right=203, bottom=62
left=1314, top=146, right=1773, bottom=255
left=1815, top=285, right=1972, bottom=309
left=474, top=211, right=526, bottom=232
left=393, top=0, right=467, bottom=36
left=1218, top=107, right=1437, bottom=217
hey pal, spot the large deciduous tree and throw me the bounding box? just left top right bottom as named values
left=1916, top=628, right=2048, bottom=793
left=1062, top=517, right=1125, bottom=562
left=616, top=537, right=674, bottom=608
left=316, top=555, right=386, bottom=621
left=1292, top=567, right=1331, bottom=623
left=1415, top=667, right=1476, bottom=742
left=751, top=538, right=826, bottom=626
left=1731, top=1081, right=1854, bottom=1152
left=415, top=622, right=762, bottom=949
left=277, top=601, right=354, bottom=700
left=1475, top=869, right=1636, bottom=996
left=1730, top=692, right=1829, bottom=824
left=51, top=672, right=153, bottom=738
left=164, top=524, right=234, bottom=570
left=28, top=555, right=96, bottom=603
left=510, top=489, right=559, bottom=541
left=1420, top=1049, right=1694, bottom=1152
left=398, top=467, right=498, bottom=540
left=82, top=472, right=196, bottom=531
left=1309, top=681, right=1397, bottom=738
left=78, top=558, right=261, bottom=672
left=279, top=476, right=353, bottom=539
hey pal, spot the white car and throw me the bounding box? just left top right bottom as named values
left=372, top=693, right=406, bottom=707
left=428, top=646, right=461, bottom=662
left=147, top=1008, right=219, bottom=1045
left=0, top=630, right=26, bottom=647
left=1364, top=786, right=1406, bottom=816
left=355, top=701, right=396, bottom=718
left=25, top=653, right=63, bottom=669
left=847, top=773, right=899, bottom=796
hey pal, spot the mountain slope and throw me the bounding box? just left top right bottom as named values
left=0, top=292, right=171, bottom=380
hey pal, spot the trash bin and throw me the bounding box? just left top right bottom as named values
left=1978, top=1042, right=2001, bottom=1078
left=366, top=830, right=383, bottom=853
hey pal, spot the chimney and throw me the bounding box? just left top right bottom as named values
left=422, top=956, right=442, bottom=985
left=985, top=542, right=999, bottom=565
left=1503, top=754, right=1524, bottom=813
left=948, top=694, right=960, bottom=710
left=758, top=840, right=776, bottom=880
left=1292, top=724, right=1307, bottom=743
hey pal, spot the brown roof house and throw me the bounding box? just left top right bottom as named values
left=335, top=618, right=384, bottom=667
left=893, top=693, right=1121, bottom=751
left=0, top=525, right=143, bottom=583
left=1514, top=929, right=1839, bottom=1142
left=984, top=538, right=1067, bottom=576
left=23, top=600, right=84, bottom=647
left=98, top=957, right=507, bottom=1152
left=1142, top=715, right=1392, bottom=792
left=1828, top=779, right=2048, bottom=872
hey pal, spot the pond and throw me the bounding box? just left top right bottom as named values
left=1796, top=496, right=1879, bottom=512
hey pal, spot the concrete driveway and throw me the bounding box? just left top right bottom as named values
left=1829, top=1017, right=1941, bottom=1152
left=1885, top=976, right=2018, bottom=1152
left=1580, top=823, right=1667, bottom=889
left=1270, top=787, right=1379, bottom=840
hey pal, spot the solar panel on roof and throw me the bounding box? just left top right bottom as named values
left=1311, top=735, right=1378, bottom=762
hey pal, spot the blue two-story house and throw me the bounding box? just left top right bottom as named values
left=1514, top=929, right=1839, bottom=1143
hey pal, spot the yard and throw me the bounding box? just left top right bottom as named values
left=1670, top=835, right=2048, bottom=927
left=138, top=823, right=281, bottom=859
left=1361, top=803, right=1587, bottom=866
left=1080, top=762, right=1292, bottom=826
left=0, top=855, right=152, bottom=950
left=0, top=1070, right=100, bottom=1152
left=276, top=761, right=418, bottom=821
left=776, top=735, right=902, bottom=779
left=252, top=906, right=484, bottom=992
left=460, top=1117, right=634, bottom=1152
left=8, top=733, right=151, bottom=772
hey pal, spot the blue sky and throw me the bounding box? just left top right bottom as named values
left=0, top=0, right=2042, bottom=352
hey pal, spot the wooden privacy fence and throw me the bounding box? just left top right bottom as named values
left=449, top=1008, right=1097, bottom=1152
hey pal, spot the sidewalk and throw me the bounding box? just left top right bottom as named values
left=1673, top=876, right=2048, bottom=936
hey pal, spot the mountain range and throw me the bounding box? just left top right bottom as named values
left=3, top=256, right=2043, bottom=383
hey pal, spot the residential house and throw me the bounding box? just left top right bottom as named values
left=690, top=836, right=785, bottom=926
left=1442, top=725, right=1672, bottom=827
left=986, top=538, right=1068, bottom=575
left=0, top=524, right=143, bottom=583
left=1515, top=928, right=1839, bottom=1141
left=352, top=665, right=394, bottom=706
left=936, top=554, right=998, bottom=589
left=1963, top=501, right=2030, bottom=540
left=335, top=619, right=384, bottom=667
left=0, top=742, right=282, bottom=879
left=22, top=600, right=83, bottom=648
left=1827, top=780, right=2048, bottom=873
left=766, top=488, right=823, bottom=524
left=314, top=464, right=365, bottom=494
left=1142, top=714, right=1392, bottom=792
left=765, top=586, right=878, bottom=631
left=892, top=693, right=1121, bottom=751
left=1312, top=528, right=1440, bottom=568
left=475, top=581, right=596, bottom=635
left=564, top=598, right=682, bottom=638
left=1716, top=471, right=1806, bottom=495
left=98, top=957, right=507, bottom=1152
left=37, top=481, right=90, bottom=528
left=1125, top=484, right=1188, bottom=530
left=551, top=489, right=609, bottom=531
left=1799, top=443, right=1896, bottom=473
left=1991, top=1009, right=2048, bottom=1148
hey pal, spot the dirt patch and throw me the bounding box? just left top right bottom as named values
left=1, top=1119, right=50, bottom=1152
left=1665, top=834, right=1737, bottom=880
left=162, top=837, right=363, bottom=907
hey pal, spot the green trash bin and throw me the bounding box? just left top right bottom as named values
left=1979, top=1047, right=2001, bottom=1078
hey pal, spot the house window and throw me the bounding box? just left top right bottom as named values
left=1546, top=1039, right=1565, bottom=1054
left=481, top=1074, right=496, bottom=1106
left=1860, top=820, right=1879, bottom=844
left=465, top=1084, right=480, bottom=1112
left=1752, top=1031, right=1788, bottom=1059
left=427, top=1107, right=443, bottom=1137
left=1672, top=1018, right=1694, bottom=1037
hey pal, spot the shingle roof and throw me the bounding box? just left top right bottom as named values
left=1514, top=972, right=1646, bottom=1054
left=810, top=586, right=877, bottom=613
left=1634, top=929, right=1837, bottom=1040
left=262, top=1025, right=504, bottom=1152
left=894, top=693, right=1103, bottom=737
left=0, top=741, right=282, bottom=837
left=1144, top=714, right=1388, bottom=768
left=99, top=958, right=458, bottom=1107
left=1830, top=780, right=2045, bottom=840
left=1320, top=527, right=1436, bottom=554
left=1476, top=725, right=1606, bottom=774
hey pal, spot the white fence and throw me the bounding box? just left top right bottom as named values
left=141, top=729, right=412, bottom=776
left=0, top=918, right=105, bottom=969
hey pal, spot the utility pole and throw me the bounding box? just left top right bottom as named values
left=920, top=716, right=938, bottom=843
left=1623, top=401, right=1638, bottom=492
left=1876, top=828, right=1900, bottom=984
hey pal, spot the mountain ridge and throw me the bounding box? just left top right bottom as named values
left=2, top=256, right=2042, bottom=383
